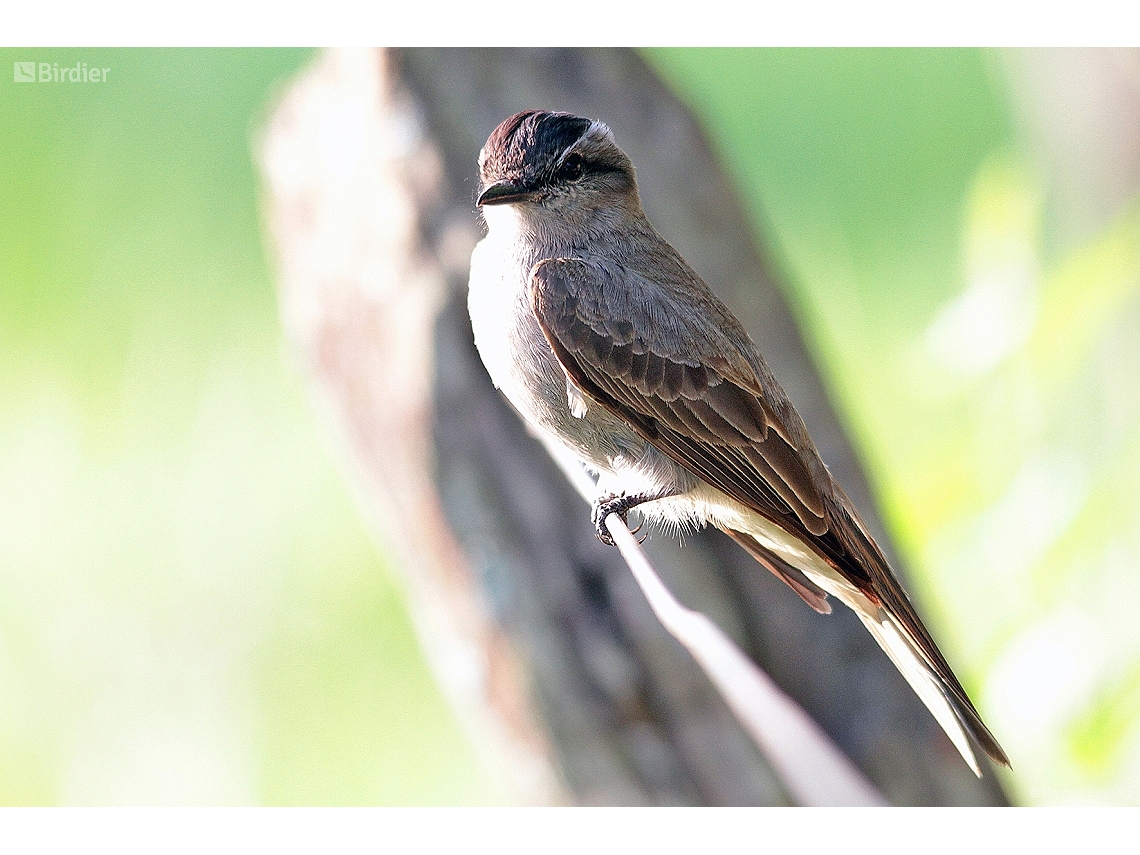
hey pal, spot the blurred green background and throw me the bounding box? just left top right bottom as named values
left=0, top=48, right=496, bottom=805
left=1, top=48, right=1137, bottom=804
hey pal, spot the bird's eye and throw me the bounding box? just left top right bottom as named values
left=558, top=153, right=584, bottom=181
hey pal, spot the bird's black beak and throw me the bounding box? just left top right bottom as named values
left=477, top=180, right=536, bottom=206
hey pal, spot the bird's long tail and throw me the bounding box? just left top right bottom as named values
left=727, top=528, right=1009, bottom=777
left=855, top=606, right=984, bottom=776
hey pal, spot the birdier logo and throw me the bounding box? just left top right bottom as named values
left=14, top=61, right=110, bottom=83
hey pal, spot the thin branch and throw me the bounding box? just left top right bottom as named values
left=544, top=439, right=887, bottom=807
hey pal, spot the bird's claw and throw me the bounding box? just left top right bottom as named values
left=627, top=516, right=650, bottom=543
left=592, top=492, right=643, bottom=546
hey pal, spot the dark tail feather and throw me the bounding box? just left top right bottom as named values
left=723, top=528, right=832, bottom=615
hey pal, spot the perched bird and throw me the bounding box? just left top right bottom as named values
left=467, top=109, right=1009, bottom=777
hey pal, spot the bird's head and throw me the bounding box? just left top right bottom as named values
left=476, top=111, right=638, bottom=230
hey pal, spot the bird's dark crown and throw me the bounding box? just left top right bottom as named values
left=477, top=110, right=633, bottom=205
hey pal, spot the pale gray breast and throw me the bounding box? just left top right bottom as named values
left=468, top=236, right=648, bottom=475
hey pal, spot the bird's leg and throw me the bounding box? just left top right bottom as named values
left=592, top=486, right=678, bottom=546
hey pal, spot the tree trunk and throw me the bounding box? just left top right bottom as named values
left=261, top=46, right=1009, bottom=806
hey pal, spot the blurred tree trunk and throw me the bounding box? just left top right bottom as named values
left=261, top=47, right=1009, bottom=806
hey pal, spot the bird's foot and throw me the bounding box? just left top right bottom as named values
left=591, top=487, right=675, bottom=546
left=592, top=492, right=635, bottom=546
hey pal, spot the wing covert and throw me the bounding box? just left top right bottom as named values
left=530, top=256, right=828, bottom=536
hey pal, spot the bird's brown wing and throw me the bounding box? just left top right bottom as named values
left=529, top=256, right=831, bottom=540
left=530, top=256, right=1010, bottom=769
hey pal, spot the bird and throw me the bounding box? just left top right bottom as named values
left=467, top=109, right=1009, bottom=777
